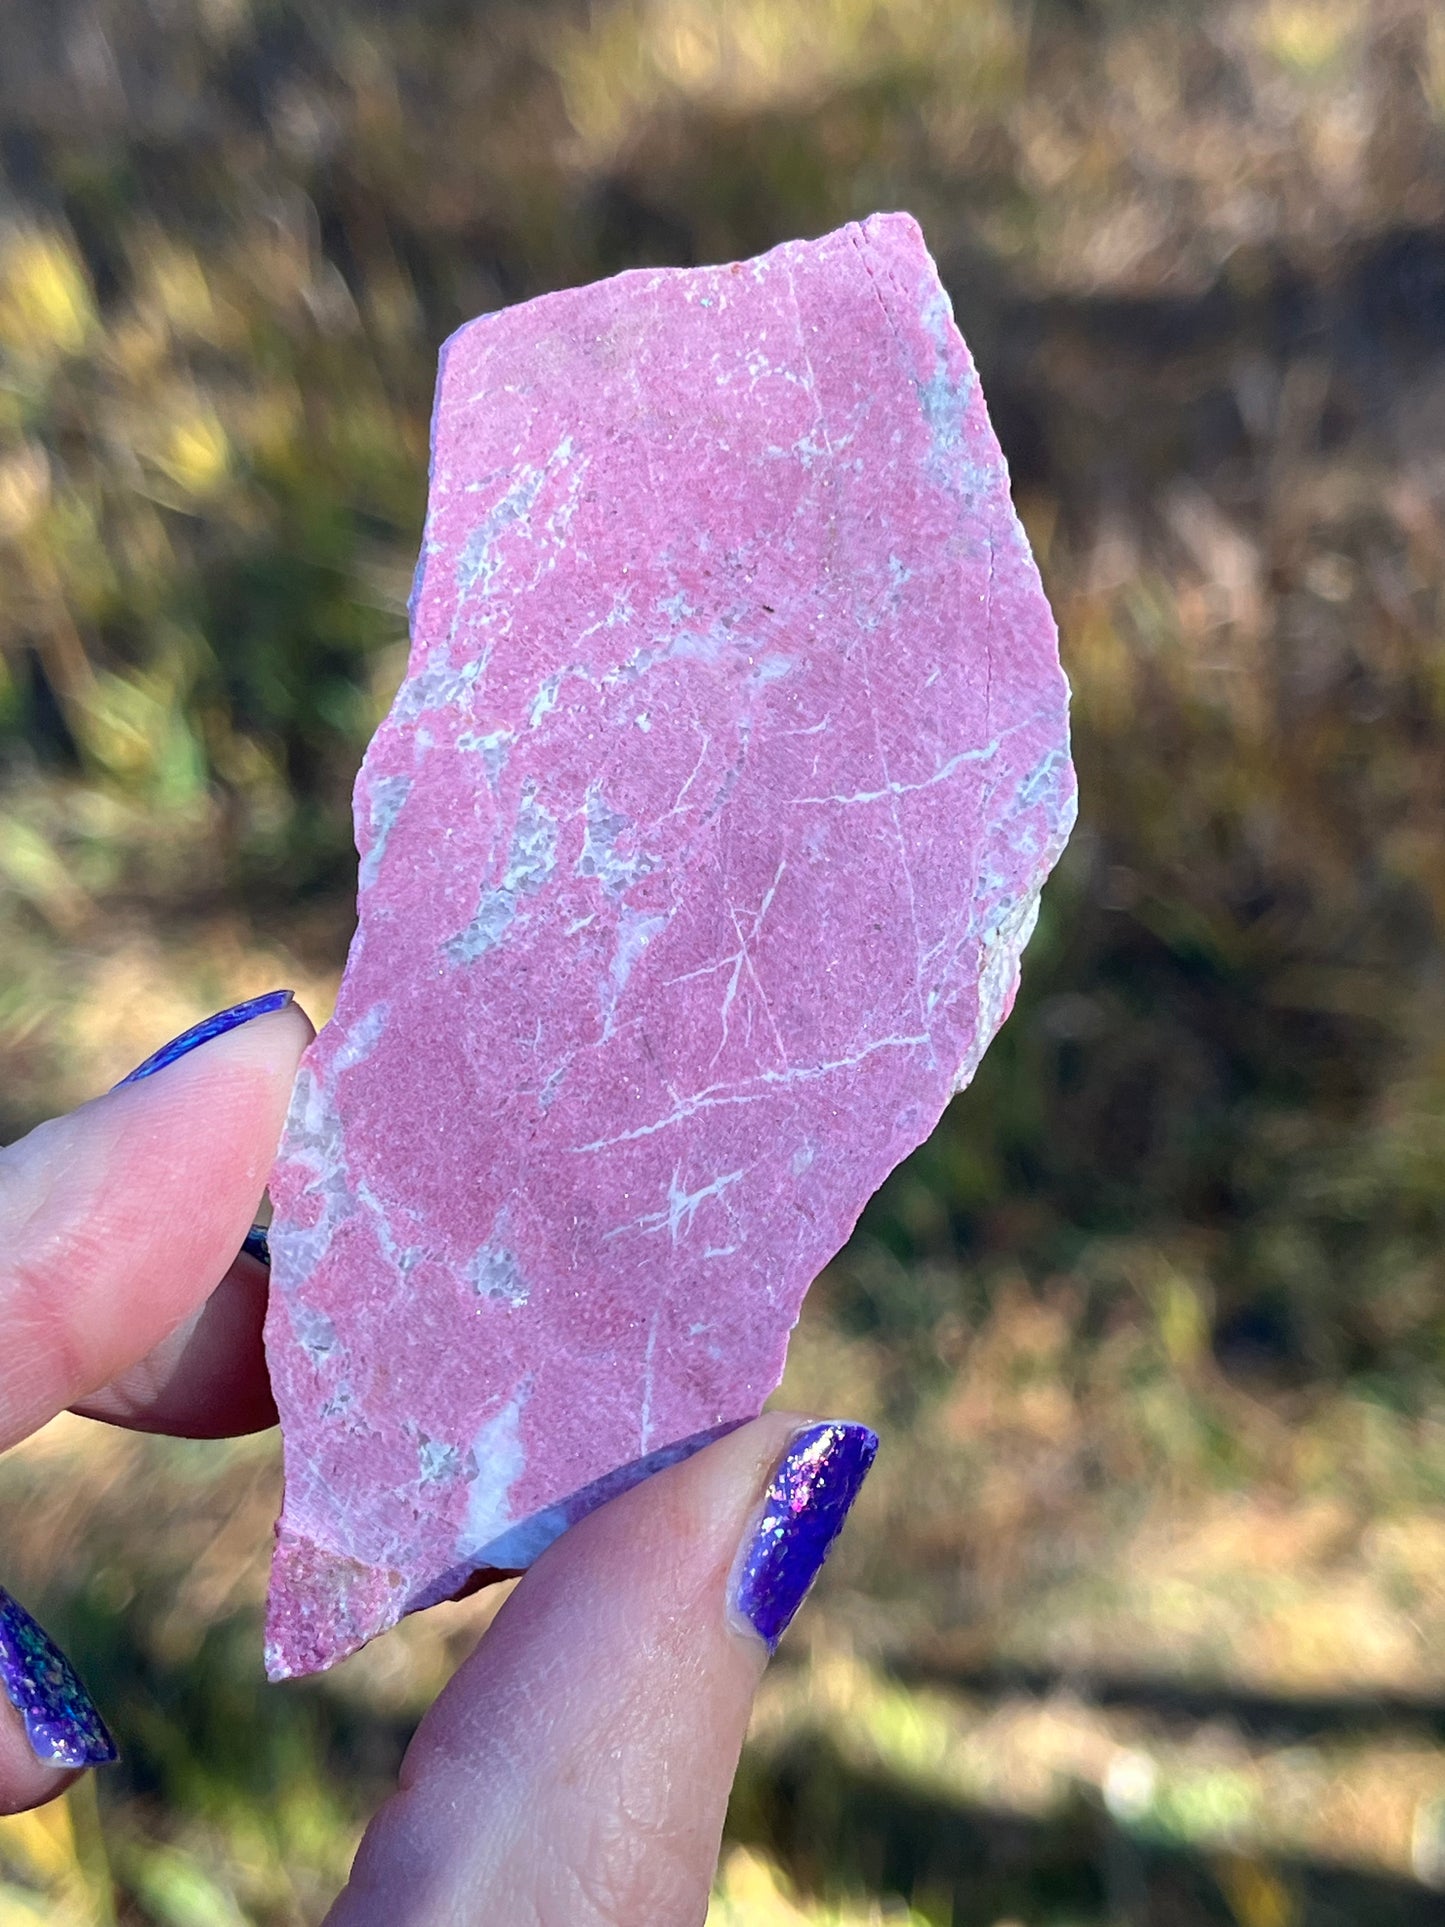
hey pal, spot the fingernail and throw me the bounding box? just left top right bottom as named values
left=241, top=1223, right=271, bottom=1266
left=0, top=1586, right=117, bottom=1769
left=112, top=990, right=294, bottom=1089
left=731, top=1421, right=878, bottom=1652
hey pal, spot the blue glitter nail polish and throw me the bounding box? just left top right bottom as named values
left=732, top=1421, right=878, bottom=1651
left=113, top=990, right=294, bottom=1088
left=0, top=1586, right=117, bottom=1769
left=241, top=1223, right=271, bottom=1267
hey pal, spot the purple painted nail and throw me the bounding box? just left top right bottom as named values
left=113, top=990, right=294, bottom=1088
left=0, top=1586, right=117, bottom=1769
left=241, top=1223, right=271, bottom=1266
left=732, top=1421, right=878, bottom=1651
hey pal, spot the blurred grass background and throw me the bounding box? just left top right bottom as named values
left=3, top=0, right=1445, bottom=1920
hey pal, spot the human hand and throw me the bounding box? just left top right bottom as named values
left=0, top=993, right=876, bottom=1924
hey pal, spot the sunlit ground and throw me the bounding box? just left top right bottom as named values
left=2, top=1245, right=1443, bottom=1921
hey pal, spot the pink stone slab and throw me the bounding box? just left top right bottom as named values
left=263, top=212, right=1076, bottom=1678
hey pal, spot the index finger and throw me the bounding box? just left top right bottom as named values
left=0, top=994, right=310, bottom=1813
left=0, top=994, right=310, bottom=1451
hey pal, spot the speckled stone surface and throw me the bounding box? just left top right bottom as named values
left=263, top=212, right=1076, bottom=1679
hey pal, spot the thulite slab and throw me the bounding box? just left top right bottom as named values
left=263, top=212, right=1076, bottom=1678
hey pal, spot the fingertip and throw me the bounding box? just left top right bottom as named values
left=0, top=1704, right=81, bottom=1816
left=329, top=1412, right=872, bottom=1927
left=99, top=993, right=314, bottom=1121
left=110, top=989, right=312, bottom=1091
left=0, top=995, right=313, bottom=1447
left=727, top=1416, right=878, bottom=1654
left=0, top=1590, right=114, bottom=1816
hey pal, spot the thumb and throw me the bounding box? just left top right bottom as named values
left=326, top=1413, right=877, bottom=1927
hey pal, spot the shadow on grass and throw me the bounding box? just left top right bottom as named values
left=48, top=1585, right=1445, bottom=1922
left=890, top=1658, right=1445, bottom=1747
left=730, top=1727, right=1442, bottom=1927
